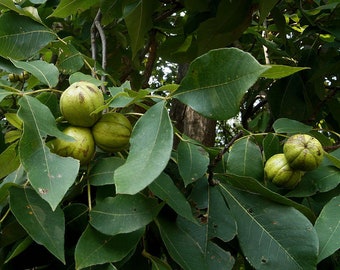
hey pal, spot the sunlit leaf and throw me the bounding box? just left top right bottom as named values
left=0, top=12, right=55, bottom=60
left=48, top=0, right=100, bottom=18
left=11, top=59, right=59, bottom=88
left=0, top=142, right=20, bottom=179
left=261, top=65, right=310, bottom=79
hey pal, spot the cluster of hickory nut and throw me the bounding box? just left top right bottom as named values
left=264, top=134, right=324, bottom=189
left=49, top=81, right=132, bottom=165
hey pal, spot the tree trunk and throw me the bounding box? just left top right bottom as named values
left=170, top=64, right=216, bottom=148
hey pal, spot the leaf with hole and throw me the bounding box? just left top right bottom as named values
left=18, top=95, right=79, bottom=210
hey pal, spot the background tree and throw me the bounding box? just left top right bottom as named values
left=0, top=0, right=339, bottom=269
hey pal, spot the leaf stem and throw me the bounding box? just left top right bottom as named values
left=0, top=85, right=22, bottom=94
left=0, top=207, right=11, bottom=223
left=23, top=88, right=63, bottom=95
left=86, top=169, right=92, bottom=211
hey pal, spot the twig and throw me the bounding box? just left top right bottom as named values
left=241, top=96, right=267, bottom=129
left=142, top=29, right=158, bottom=88
left=207, top=131, right=243, bottom=186
left=262, top=19, right=270, bottom=65
left=91, top=10, right=107, bottom=88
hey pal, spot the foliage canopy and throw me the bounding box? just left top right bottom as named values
left=0, top=0, right=339, bottom=269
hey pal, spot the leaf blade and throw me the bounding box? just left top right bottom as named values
left=0, top=12, right=55, bottom=60
left=75, top=225, right=144, bottom=270
left=18, top=95, right=79, bottom=210
left=315, top=196, right=340, bottom=262
left=90, top=194, right=162, bottom=235
left=220, top=185, right=318, bottom=270
left=173, top=48, right=269, bottom=120
left=177, top=140, right=210, bottom=186
left=114, top=101, right=173, bottom=194
left=149, top=173, right=197, bottom=223
left=11, top=59, right=59, bottom=88
left=9, top=187, right=65, bottom=263
left=226, top=137, right=264, bottom=181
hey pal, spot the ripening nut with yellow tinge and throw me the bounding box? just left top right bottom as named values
left=283, top=134, right=324, bottom=171
left=60, top=81, right=104, bottom=127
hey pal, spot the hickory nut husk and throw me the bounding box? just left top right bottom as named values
left=50, top=126, right=95, bottom=165
left=60, top=81, right=104, bottom=127
left=264, top=153, right=304, bottom=189
left=92, top=112, right=132, bottom=153
left=283, top=134, right=324, bottom=171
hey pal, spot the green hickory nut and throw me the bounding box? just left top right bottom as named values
left=283, top=134, right=324, bottom=171
left=50, top=126, right=95, bottom=165
left=60, top=81, right=104, bottom=127
left=92, top=112, right=132, bottom=153
left=264, top=153, right=304, bottom=189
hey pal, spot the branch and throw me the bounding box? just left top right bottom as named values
left=91, top=10, right=107, bottom=85
left=241, top=96, right=267, bottom=129
left=262, top=19, right=270, bottom=65
left=142, top=29, right=158, bottom=88
left=207, top=131, right=243, bottom=186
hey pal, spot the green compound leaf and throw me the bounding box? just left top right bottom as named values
left=156, top=216, right=235, bottom=270
left=11, top=59, right=59, bottom=88
left=177, top=140, right=209, bottom=186
left=115, top=101, right=173, bottom=195
left=123, top=0, right=159, bottom=58
left=173, top=48, right=269, bottom=120
left=226, top=137, right=264, bottom=181
left=273, top=118, right=312, bottom=134
left=315, top=196, right=340, bottom=263
left=220, top=185, right=318, bottom=270
left=18, top=95, right=79, bottom=210
left=9, top=186, right=65, bottom=263
left=261, top=65, right=310, bottom=79
left=48, top=0, right=100, bottom=18
left=149, top=172, right=197, bottom=223
left=90, top=194, right=162, bottom=235
left=75, top=225, right=144, bottom=270
left=89, top=157, right=125, bottom=186
left=0, top=12, right=55, bottom=60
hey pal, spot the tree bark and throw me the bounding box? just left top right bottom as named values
left=170, top=64, right=216, bottom=148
